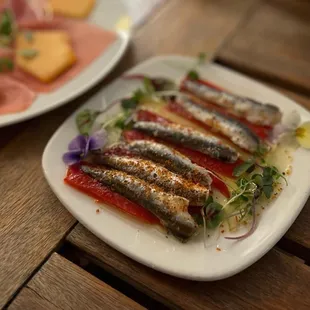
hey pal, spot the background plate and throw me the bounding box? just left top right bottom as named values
left=0, top=0, right=129, bottom=128
left=42, top=56, right=310, bottom=281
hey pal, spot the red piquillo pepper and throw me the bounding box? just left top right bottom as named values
left=64, top=164, right=160, bottom=224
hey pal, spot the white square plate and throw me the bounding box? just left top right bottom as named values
left=42, top=56, right=310, bottom=281
left=0, top=0, right=129, bottom=128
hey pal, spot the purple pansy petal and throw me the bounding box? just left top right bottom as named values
left=68, top=135, right=88, bottom=151
left=62, top=150, right=83, bottom=165
left=89, top=129, right=107, bottom=150
left=84, top=136, right=90, bottom=154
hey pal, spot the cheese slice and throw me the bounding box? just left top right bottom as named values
left=16, top=31, right=76, bottom=83
left=49, top=0, right=96, bottom=18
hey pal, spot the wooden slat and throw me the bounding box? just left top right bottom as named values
left=9, top=253, right=144, bottom=310
left=285, top=197, right=310, bottom=249
left=131, top=0, right=257, bottom=60
left=216, top=0, right=310, bottom=94
left=67, top=224, right=310, bottom=310
left=0, top=0, right=257, bottom=307
left=8, top=288, right=60, bottom=310
left=0, top=101, right=81, bottom=308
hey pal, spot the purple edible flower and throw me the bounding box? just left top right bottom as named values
left=63, top=129, right=107, bottom=165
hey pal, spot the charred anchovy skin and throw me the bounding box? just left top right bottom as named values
left=81, top=165, right=198, bottom=240
left=183, top=79, right=282, bottom=126
left=127, top=140, right=212, bottom=186
left=99, top=155, right=209, bottom=206
left=176, top=98, right=260, bottom=153
left=133, top=121, right=238, bottom=163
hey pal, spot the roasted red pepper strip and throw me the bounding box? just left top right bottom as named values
left=137, top=109, right=172, bottom=124
left=64, top=164, right=160, bottom=224
left=180, top=77, right=272, bottom=139
left=123, top=129, right=231, bottom=197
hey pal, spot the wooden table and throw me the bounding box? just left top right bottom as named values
left=1, top=1, right=310, bottom=309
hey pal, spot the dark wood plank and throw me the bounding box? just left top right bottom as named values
left=277, top=85, right=310, bottom=112
left=0, top=101, right=80, bottom=308
left=9, top=253, right=144, bottom=310
left=216, top=0, right=310, bottom=94
left=0, top=0, right=257, bottom=307
left=131, top=0, right=257, bottom=60
left=285, top=197, right=310, bottom=249
left=9, top=288, right=60, bottom=310
left=67, top=224, right=310, bottom=310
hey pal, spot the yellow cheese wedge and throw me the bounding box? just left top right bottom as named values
left=16, top=31, right=76, bottom=83
left=49, top=0, right=96, bottom=18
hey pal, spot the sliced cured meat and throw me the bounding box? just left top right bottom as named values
left=0, top=46, right=13, bottom=58
left=0, top=75, right=35, bottom=114
left=3, top=0, right=50, bottom=21
left=10, top=18, right=116, bottom=92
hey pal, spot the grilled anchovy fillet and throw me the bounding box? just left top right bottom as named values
left=182, top=79, right=282, bottom=126
left=133, top=121, right=238, bottom=163
left=176, top=98, right=260, bottom=153
left=81, top=165, right=198, bottom=240
left=99, top=155, right=209, bottom=206
left=127, top=140, right=212, bottom=186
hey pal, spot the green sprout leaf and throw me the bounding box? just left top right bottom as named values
left=143, top=77, right=155, bottom=94
left=76, top=109, right=100, bottom=136
left=204, top=195, right=213, bottom=206
left=251, top=174, right=263, bottom=187
left=0, top=9, right=14, bottom=37
left=132, top=89, right=145, bottom=102
left=24, top=31, right=33, bottom=43
left=113, top=110, right=133, bottom=130
left=18, top=49, right=39, bottom=59
left=198, top=52, right=207, bottom=65
left=121, top=98, right=138, bottom=110
left=121, top=88, right=147, bottom=111
left=0, top=57, right=13, bottom=72
left=233, top=159, right=255, bottom=177
left=187, top=70, right=199, bottom=80
left=254, top=144, right=269, bottom=158
left=206, top=202, right=224, bottom=229
left=202, top=197, right=224, bottom=229
left=263, top=185, right=273, bottom=199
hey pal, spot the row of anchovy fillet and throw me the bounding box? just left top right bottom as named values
left=82, top=79, right=282, bottom=241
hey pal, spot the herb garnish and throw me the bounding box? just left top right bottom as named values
left=121, top=89, right=145, bottom=110
left=19, top=49, right=39, bottom=59
left=187, top=70, right=200, bottom=81
left=233, top=159, right=256, bottom=177
left=120, top=77, right=157, bottom=111
left=114, top=110, right=133, bottom=130
left=143, top=77, right=155, bottom=94
left=233, top=159, right=286, bottom=199
left=0, top=57, right=13, bottom=72
left=76, top=109, right=101, bottom=136
left=0, top=9, right=15, bottom=71
left=0, top=9, right=14, bottom=38
left=186, top=52, right=207, bottom=81
left=24, top=31, right=33, bottom=43
left=202, top=196, right=224, bottom=229
left=197, top=143, right=287, bottom=241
